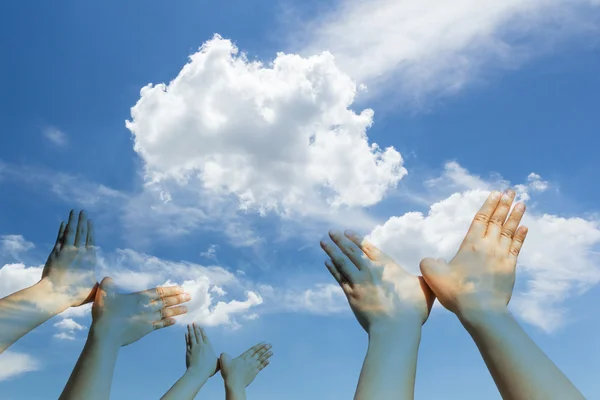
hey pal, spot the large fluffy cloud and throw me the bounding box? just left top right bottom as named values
left=296, top=0, right=600, bottom=103
left=366, top=162, right=600, bottom=332
left=126, top=35, right=406, bottom=216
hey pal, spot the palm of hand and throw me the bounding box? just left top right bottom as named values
left=420, top=190, right=528, bottom=316
left=92, top=278, right=189, bottom=347
left=185, top=323, right=219, bottom=377
left=348, top=262, right=433, bottom=330
left=41, top=210, right=97, bottom=307
left=322, top=230, right=435, bottom=333
left=221, top=343, right=272, bottom=388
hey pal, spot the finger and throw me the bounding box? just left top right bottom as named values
left=199, top=327, right=209, bottom=344
left=258, top=350, right=273, bottom=363
left=325, top=259, right=352, bottom=294
left=54, top=221, right=66, bottom=251
left=486, top=189, right=517, bottom=239
left=500, top=202, right=527, bottom=250
left=329, top=230, right=368, bottom=271
left=251, top=343, right=271, bottom=358
left=153, top=318, right=176, bottom=330
left=253, top=345, right=270, bottom=360
left=242, top=342, right=266, bottom=359
left=320, top=239, right=360, bottom=285
left=159, top=305, right=188, bottom=319
left=162, top=293, right=191, bottom=307
left=193, top=323, right=201, bottom=344
left=258, top=360, right=270, bottom=371
left=86, top=219, right=95, bottom=248
left=63, top=209, right=78, bottom=247
left=345, top=231, right=393, bottom=265
left=508, top=226, right=529, bottom=262
left=74, top=210, right=87, bottom=247
left=187, top=324, right=194, bottom=346
left=138, top=286, right=185, bottom=301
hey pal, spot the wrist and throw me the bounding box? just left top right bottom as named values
left=224, top=378, right=245, bottom=392
left=33, top=278, right=72, bottom=312
left=186, top=366, right=212, bottom=381
left=89, top=321, right=120, bottom=350
left=457, top=307, right=512, bottom=331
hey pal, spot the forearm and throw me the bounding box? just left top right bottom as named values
left=59, top=328, right=120, bottom=400
left=224, top=381, right=246, bottom=400
left=460, top=309, right=584, bottom=400
left=355, top=323, right=422, bottom=400
left=0, top=279, right=70, bottom=353
left=161, top=369, right=209, bottom=400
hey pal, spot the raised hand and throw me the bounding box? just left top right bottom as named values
left=220, top=343, right=272, bottom=393
left=321, top=229, right=435, bottom=333
left=185, top=323, right=219, bottom=378
left=41, top=209, right=98, bottom=307
left=91, top=277, right=190, bottom=347
left=419, top=189, right=527, bottom=318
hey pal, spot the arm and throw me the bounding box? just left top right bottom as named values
left=161, top=324, right=219, bottom=400
left=59, top=329, right=120, bottom=399
left=321, top=230, right=435, bottom=400
left=0, top=279, right=70, bottom=353
left=420, top=189, right=584, bottom=400
left=459, top=309, right=584, bottom=400
left=60, top=277, right=190, bottom=400
left=0, top=210, right=97, bottom=354
left=355, top=324, right=422, bottom=400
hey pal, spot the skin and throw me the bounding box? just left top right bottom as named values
left=420, top=189, right=585, bottom=400
left=0, top=210, right=98, bottom=354
left=59, top=277, right=191, bottom=400
left=220, top=343, right=273, bottom=400
left=161, top=323, right=220, bottom=400
left=321, top=229, right=435, bottom=400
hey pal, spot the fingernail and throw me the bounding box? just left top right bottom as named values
left=184, top=293, right=191, bottom=301
left=491, top=191, right=501, bottom=199
left=515, top=202, right=525, bottom=211
left=328, top=229, right=339, bottom=237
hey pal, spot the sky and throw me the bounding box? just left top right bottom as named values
left=0, top=0, right=599, bottom=399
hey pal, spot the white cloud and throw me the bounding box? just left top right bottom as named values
left=53, top=332, right=76, bottom=341
left=256, top=283, right=348, bottom=315
left=53, top=318, right=86, bottom=340
left=126, top=34, right=406, bottom=217
left=295, top=0, right=600, bottom=105
left=43, top=126, right=68, bottom=147
left=0, top=235, right=35, bottom=261
left=0, top=263, right=42, bottom=299
left=201, top=244, right=218, bottom=260
left=366, top=162, right=600, bottom=332
left=0, top=351, right=40, bottom=381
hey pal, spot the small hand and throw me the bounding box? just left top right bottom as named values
left=321, top=230, right=434, bottom=332
left=91, top=277, right=190, bottom=347
left=419, top=189, right=529, bottom=318
left=220, top=343, right=272, bottom=390
left=185, top=323, right=219, bottom=379
left=41, top=210, right=98, bottom=308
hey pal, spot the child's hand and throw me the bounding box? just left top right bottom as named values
left=185, top=323, right=219, bottom=379
left=220, top=343, right=272, bottom=391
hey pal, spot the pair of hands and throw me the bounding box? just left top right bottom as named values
left=41, top=209, right=190, bottom=347
left=321, top=189, right=528, bottom=332
left=184, top=323, right=273, bottom=389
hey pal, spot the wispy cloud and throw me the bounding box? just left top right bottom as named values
left=42, top=126, right=68, bottom=147
left=0, top=351, right=40, bottom=381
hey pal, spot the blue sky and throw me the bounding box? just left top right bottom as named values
left=1, top=1, right=599, bottom=399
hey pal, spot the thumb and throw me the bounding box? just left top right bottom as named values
left=220, top=353, right=232, bottom=369
left=419, top=257, right=446, bottom=275
left=99, top=276, right=117, bottom=296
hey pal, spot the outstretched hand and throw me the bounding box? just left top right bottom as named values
left=91, top=277, right=190, bottom=347
left=419, top=189, right=528, bottom=319
left=185, top=323, right=219, bottom=379
left=220, top=342, right=272, bottom=391
left=41, top=210, right=98, bottom=308
left=321, top=229, right=435, bottom=333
